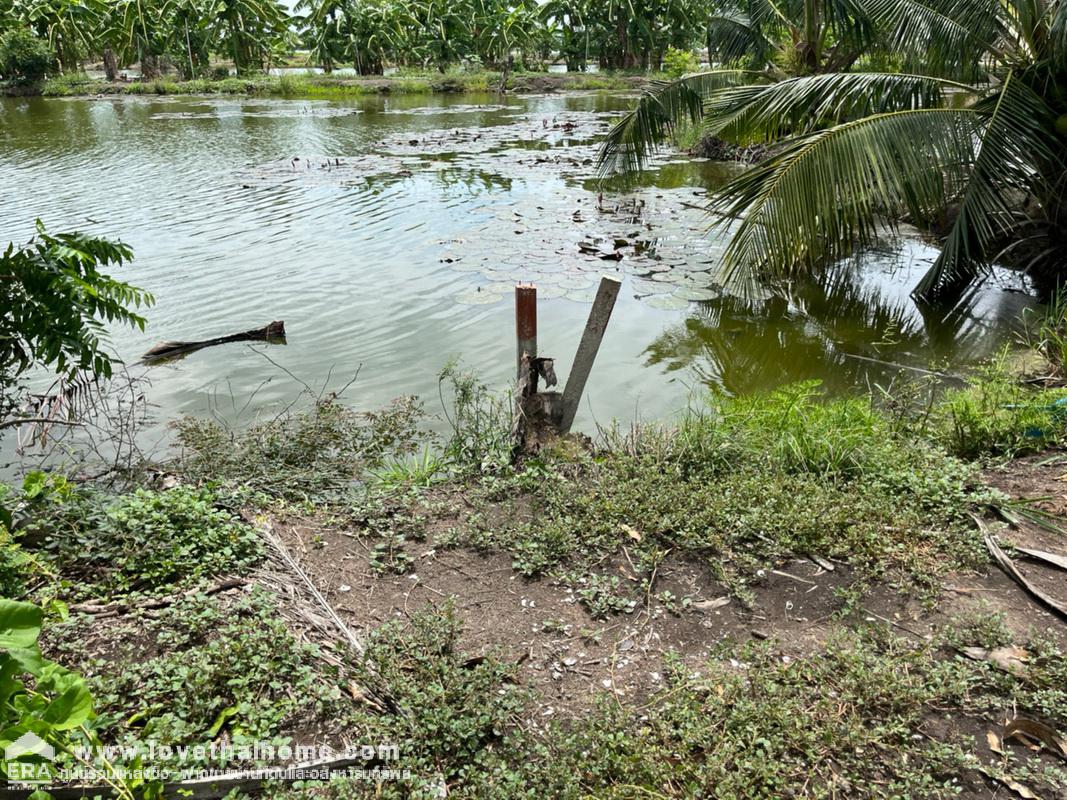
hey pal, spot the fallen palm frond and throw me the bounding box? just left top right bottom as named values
left=974, top=514, right=1067, bottom=621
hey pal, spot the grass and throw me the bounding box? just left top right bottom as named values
left=924, top=358, right=1067, bottom=459
left=37, top=70, right=643, bottom=99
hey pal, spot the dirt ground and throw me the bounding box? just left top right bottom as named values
left=232, top=453, right=1064, bottom=799
left=252, top=453, right=1066, bottom=723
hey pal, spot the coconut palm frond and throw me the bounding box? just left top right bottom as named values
left=1047, top=0, right=1067, bottom=70
left=706, top=11, right=777, bottom=66
left=597, top=70, right=765, bottom=174
left=704, top=72, right=973, bottom=142
left=821, top=0, right=878, bottom=53
left=708, top=108, right=982, bottom=295
left=859, top=0, right=1003, bottom=77
left=746, top=0, right=794, bottom=28
left=913, top=75, right=1060, bottom=301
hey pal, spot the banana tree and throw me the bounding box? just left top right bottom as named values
left=12, top=0, right=102, bottom=71
left=103, top=0, right=171, bottom=78
left=295, top=0, right=346, bottom=71
left=205, top=0, right=289, bottom=74
left=405, top=0, right=472, bottom=71
left=470, top=0, right=541, bottom=69
left=541, top=0, right=590, bottom=71
left=599, top=0, right=1067, bottom=305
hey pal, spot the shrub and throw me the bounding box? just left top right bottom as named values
left=0, top=223, right=151, bottom=426
left=0, top=28, right=54, bottom=85
left=662, top=45, right=699, bottom=78
left=174, top=397, right=426, bottom=502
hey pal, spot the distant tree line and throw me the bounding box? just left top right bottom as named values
left=0, top=0, right=714, bottom=80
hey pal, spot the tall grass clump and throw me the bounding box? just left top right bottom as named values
left=437, top=360, right=512, bottom=475
left=1023, top=290, right=1067, bottom=378
left=277, top=73, right=304, bottom=96
left=700, top=380, right=895, bottom=477
left=928, top=356, right=1067, bottom=459
left=40, top=72, right=95, bottom=96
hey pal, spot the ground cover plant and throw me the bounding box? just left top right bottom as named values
left=448, top=381, right=1001, bottom=612
left=47, top=589, right=342, bottom=753
left=5, top=473, right=262, bottom=602
left=265, top=613, right=1066, bottom=798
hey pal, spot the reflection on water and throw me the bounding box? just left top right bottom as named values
left=645, top=248, right=1033, bottom=396
left=0, top=91, right=1037, bottom=453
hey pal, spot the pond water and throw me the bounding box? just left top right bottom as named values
left=0, top=91, right=1038, bottom=446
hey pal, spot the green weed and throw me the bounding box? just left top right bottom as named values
left=50, top=589, right=339, bottom=755
left=287, top=621, right=1065, bottom=798
left=438, top=360, right=512, bottom=475
left=930, top=358, right=1067, bottom=458
left=15, top=483, right=262, bottom=599
left=368, top=444, right=448, bottom=489
left=1022, top=290, right=1067, bottom=376
left=174, top=397, right=426, bottom=502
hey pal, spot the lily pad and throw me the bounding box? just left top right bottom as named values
left=646, top=294, right=690, bottom=310
left=455, top=289, right=507, bottom=306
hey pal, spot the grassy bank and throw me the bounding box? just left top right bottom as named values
left=3, top=357, right=1067, bottom=798
left=30, top=71, right=648, bottom=99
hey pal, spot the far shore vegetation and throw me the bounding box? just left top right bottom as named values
left=30, top=68, right=648, bottom=98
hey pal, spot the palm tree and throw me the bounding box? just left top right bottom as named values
left=599, top=0, right=1067, bottom=306
left=703, top=0, right=877, bottom=74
